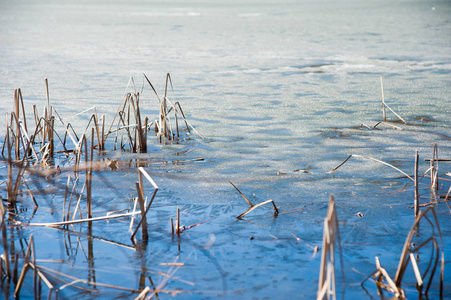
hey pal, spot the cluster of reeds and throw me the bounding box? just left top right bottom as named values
left=0, top=75, right=204, bottom=298
left=316, top=197, right=444, bottom=299
left=1, top=84, right=54, bottom=205
left=0, top=74, right=201, bottom=204
left=105, top=74, right=204, bottom=151
left=361, top=207, right=444, bottom=299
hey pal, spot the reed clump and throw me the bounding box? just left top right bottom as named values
left=361, top=207, right=444, bottom=299
left=0, top=75, right=204, bottom=297
left=1, top=75, right=202, bottom=207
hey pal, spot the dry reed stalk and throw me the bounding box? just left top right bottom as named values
left=15, top=211, right=142, bottom=228
left=430, top=143, right=439, bottom=190
left=144, top=73, right=204, bottom=142
left=229, top=181, right=253, bottom=207
left=379, top=75, right=407, bottom=124
left=63, top=175, right=71, bottom=223
left=74, top=134, right=85, bottom=176
left=53, top=108, right=79, bottom=149
left=93, top=110, right=103, bottom=151
left=131, top=167, right=159, bottom=242
left=185, top=217, right=217, bottom=230
left=44, top=79, right=54, bottom=158
left=135, top=286, right=152, bottom=300
left=86, top=128, right=94, bottom=219
left=36, top=264, right=141, bottom=293
left=104, top=78, right=135, bottom=143
left=145, top=255, right=189, bottom=298
left=133, top=94, right=147, bottom=153
left=18, top=116, right=39, bottom=161
left=317, top=195, right=344, bottom=300
left=373, top=257, right=403, bottom=298
left=394, top=207, right=444, bottom=298
left=21, top=179, right=38, bottom=208
left=329, top=154, right=414, bottom=181
left=414, top=151, right=419, bottom=217
left=380, top=75, right=386, bottom=122
left=6, top=123, right=13, bottom=202
left=0, top=200, right=11, bottom=280
left=32, top=105, right=44, bottom=147
left=5, top=121, right=33, bottom=203
left=14, top=234, right=37, bottom=297
left=176, top=206, right=181, bottom=236
left=237, top=199, right=279, bottom=219
left=109, top=92, right=149, bottom=152
left=28, top=262, right=54, bottom=298
left=136, top=181, right=148, bottom=240
left=170, top=217, right=175, bottom=238
left=101, top=114, right=105, bottom=150
left=12, top=252, right=18, bottom=285
left=72, top=166, right=87, bottom=220
left=14, top=90, right=21, bottom=159
left=409, top=253, right=423, bottom=288
left=166, top=98, right=205, bottom=140
left=376, top=121, right=403, bottom=130
left=362, top=207, right=444, bottom=298
left=129, top=197, right=139, bottom=232
left=229, top=181, right=279, bottom=218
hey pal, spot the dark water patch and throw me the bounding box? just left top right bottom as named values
left=412, top=115, right=437, bottom=122
left=295, top=92, right=318, bottom=97
left=225, top=115, right=274, bottom=122
left=251, top=128, right=293, bottom=137
left=318, top=129, right=354, bottom=139
left=293, top=63, right=334, bottom=70
left=348, top=71, right=379, bottom=75
left=234, top=149, right=260, bottom=155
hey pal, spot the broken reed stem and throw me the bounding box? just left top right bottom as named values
left=176, top=206, right=180, bottom=236
left=93, top=111, right=102, bottom=152
left=392, top=207, right=444, bottom=297
left=44, top=78, right=54, bottom=157
left=379, top=75, right=407, bottom=124
left=63, top=175, right=71, bottom=222
left=86, top=128, right=94, bottom=219
left=414, top=151, right=419, bottom=217
left=131, top=167, right=159, bottom=242
left=229, top=181, right=254, bottom=207
left=101, top=114, right=105, bottom=150
left=230, top=181, right=279, bottom=219
left=430, top=143, right=438, bottom=190
left=329, top=154, right=414, bottom=182
left=15, top=211, right=142, bottom=227
left=37, top=264, right=140, bottom=293
left=170, top=217, right=174, bottom=238
left=409, top=253, right=424, bottom=288
left=14, top=234, right=36, bottom=297
left=14, top=90, right=20, bottom=159
left=6, top=123, right=13, bottom=202
left=136, top=181, right=148, bottom=240
left=237, top=199, right=279, bottom=219
left=318, top=195, right=338, bottom=300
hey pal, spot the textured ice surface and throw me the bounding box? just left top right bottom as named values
left=0, top=0, right=450, bottom=299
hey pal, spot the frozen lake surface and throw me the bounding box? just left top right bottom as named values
left=0, top=0, right=450, bottom=299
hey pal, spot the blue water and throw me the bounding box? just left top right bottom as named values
left=0, top=0, right=450, bottom=299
